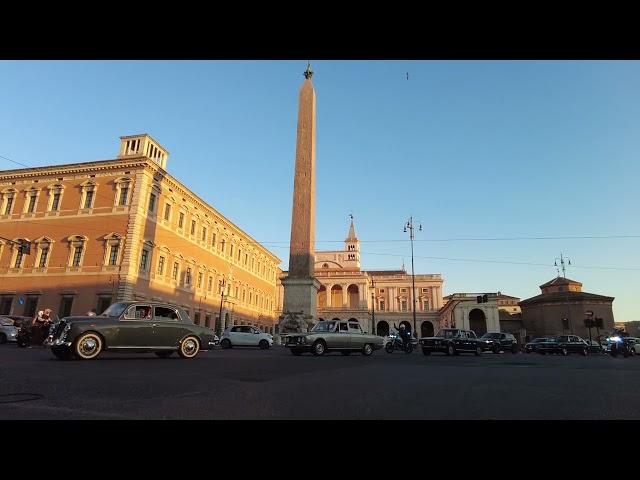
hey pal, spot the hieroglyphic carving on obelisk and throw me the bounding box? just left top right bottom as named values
left=279, top=63, right=322, bottom=334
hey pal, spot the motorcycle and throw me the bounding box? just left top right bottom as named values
left=609, top=336, right=633, bottom=358
left=385, top=333, right=413, bottom=354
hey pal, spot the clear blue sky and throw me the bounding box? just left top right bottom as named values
left=1, top=60, right=639, bottom=321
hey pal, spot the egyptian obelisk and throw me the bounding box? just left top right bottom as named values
left=279, top=63, right=322, bottom=334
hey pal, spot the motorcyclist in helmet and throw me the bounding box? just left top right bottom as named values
left=393, top=323, right=411, bottom=350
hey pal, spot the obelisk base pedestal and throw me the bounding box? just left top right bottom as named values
left=278, top=277, right=322, bottom=336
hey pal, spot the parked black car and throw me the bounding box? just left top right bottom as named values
left=479, top=332, right=518, bottom=354
left=419, top=329, right=483, bottom=356
left=583, top=339, right=605, bottom=354
left=524, top=337, right=548, bottom=353
left=536, top=335, right=589, bottom=356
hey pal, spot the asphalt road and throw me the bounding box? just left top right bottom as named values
left=1, top=343, right=639, bottom=420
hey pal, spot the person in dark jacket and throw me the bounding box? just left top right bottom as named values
left=393, top=323, right=411, bottom=349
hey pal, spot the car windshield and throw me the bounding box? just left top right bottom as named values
left=531, top=338, right=547, bottom=343
left=100, top=303, right=128, bottom=318
left=481, top=333, right=501, bottom=339
left=312, top=321, right=336, bottom=333
left=1, top=318, right=15, bottom=326
left=437, top=330, right=459, bottom=338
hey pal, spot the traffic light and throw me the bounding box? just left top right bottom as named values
left=18, top=239, right=30, bottom=255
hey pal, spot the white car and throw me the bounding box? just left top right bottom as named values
left=220, top=325, right=273, bottom=350
left=627, top=337, right=640, bottom=354
left=0, top=317, right=19, bottom=344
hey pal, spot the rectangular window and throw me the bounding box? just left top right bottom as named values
left=148, top=193, right=156, bottom=212
left=119, top=187, right=129, bottom=206
left=27, top=195, right=37, bottom=213
left=208, top=276, right=213, bottom=292
left=25, top=296, right=39, bottom=318
left=172, top=262, right=179, bottom=280
left=178, top=212, right=184, bottom=229
left=0, top=296, right=12, bottom=315
left=401, top=300, right=408, bottom=311
left=139, top=249, right=149, bottom=271
left=230, top=245, right=234, bottom=258
left=51, top=193, right=61, bottom=211
left=201, top=227, right=207, bottom=242
left=5, top=196, right=13, bottom=214
left=72, top=246, right=83, bottom=267
left=39, top=247, right=49, bottom=268
left=194, top=312, right=201, bottom=325
left=108, top=245, right=119, bottom=266
left=235, top=286, right=239, bottom=298
left=212, top=233, right=217, bottom=249
left=190, top=220, right=196, bottom=235
left=401, top=288, right=407, bottom=293
left=422, top=288, right=429, bottom=293
left=379, top=300, right=385, bottom=311
left=423, top=300, right=429, bottom=311
left=164, top=203, right=171, bottom=221
left=84, top=191, right=94, bottom=209
left=59, top=296, right=74, bottom=318
left=238, top=249, right=241, bottom=261
left=380, top=289, right=385, bottom=293
left=197, top=272, right=203, bottom=288
left=157, top=256, right=165, bottom=274
left=185, top=267, right=192, bottom=285
left=242, top=290, right=246, bottom=302
left=221, top=240, right=225, bottom=254
left=14, top=250, right=24, bottom=268
left=244, top=253, right=248, bottom=265
left=97, top=296, right=112, bottom=315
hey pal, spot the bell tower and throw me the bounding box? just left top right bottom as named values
left=344, top=215, right=360, bottom=269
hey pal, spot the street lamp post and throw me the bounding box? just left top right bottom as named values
left=370, top=277, right=376, bottom=335
left=218, top=276, right=226, bottom=335
left=404, top=217, right=422, bottom=338
left=554, top=253, right=572, bottom=334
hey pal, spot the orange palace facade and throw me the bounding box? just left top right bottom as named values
left=0, top=134, right=280, bottom=333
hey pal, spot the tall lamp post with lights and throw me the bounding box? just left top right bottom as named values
left=370, top=277, right=376, bottom=335
left=404, top=217, right=422, bottom=337
left=554, top=253, right=572, bottom=334
left=217, top=276, right=226, bottom=336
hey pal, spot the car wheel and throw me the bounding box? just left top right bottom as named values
left=446, top=344, right=455, bottom=356
left=259, top=340, right=270, bottom=350
left=561, top=347, right=568, bottom=356
left=475, top=345, right=482, bottom=356
left=422, top=348, right=431, bottom=356
left=221, top=339, right=231, bottom=349
left=312, top=340, right=326, bottom=356
left=362, top=344, right=373, bottom=356
left=155, top=351, right=173, bottom=358
left=73, top=332, right=103, bottom=360
left=341, top=351, right=351, bottom=356
left=385, top=342, right=394, bottom=354
left=0, top=333, right=6, bottom=344
left=52, top=349, right=72, bottom=360
left=511, top=345, right=518, bottom=354
left=178, top=336, right=200, bottom=359
left=290, top=349, right=302, bottom=356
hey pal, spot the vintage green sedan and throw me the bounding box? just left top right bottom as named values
left=49, top=302, right=216, bottom=360
left=285, top=320, right=384, bottom=356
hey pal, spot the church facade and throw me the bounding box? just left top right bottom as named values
left=276, top=220, right=445, bottom=338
